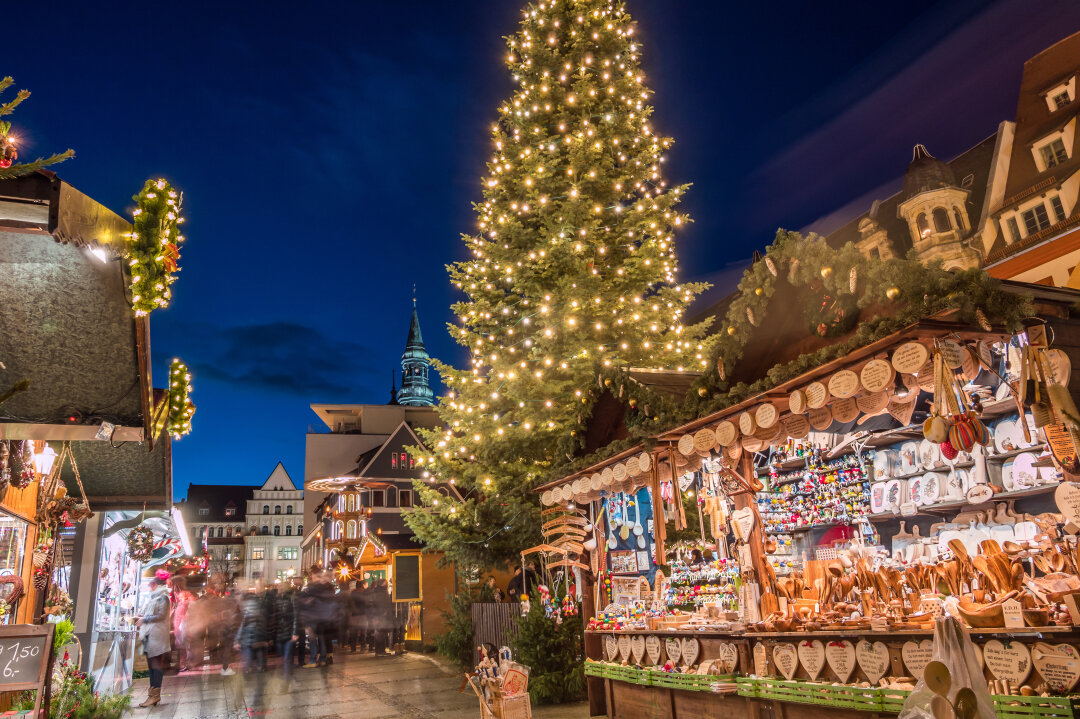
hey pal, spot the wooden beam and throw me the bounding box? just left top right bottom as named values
left=0, top=423, right=143, bottom=442
left=650, top=447, right=666, bottom=566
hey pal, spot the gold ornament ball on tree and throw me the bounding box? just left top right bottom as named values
left=886, top=286, right=901, bottom=300
left=820, top=266, right=833, bottom=279
left=754, top=287, right=763, bottom=296
left=697, top=387, right=708, bottom=397
left=726, top=326, right=736, bottom=335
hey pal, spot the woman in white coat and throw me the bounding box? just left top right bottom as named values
left=137, top=572, right=172, bottom=707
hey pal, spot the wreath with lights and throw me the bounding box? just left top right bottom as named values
left=127, top=525, right=155, bottom=562
left=166, top=359, right=195, bottom=439
left=126, top=179, right=185, bottom=316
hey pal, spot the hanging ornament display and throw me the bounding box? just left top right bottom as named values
left=10, top=440, right=33, bottom=489
left=31, top=568, right=48, bottom=593
left=127, top=525, right=155, bottom=562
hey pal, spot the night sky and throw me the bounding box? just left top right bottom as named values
left=7, top=1, right=1079, bottom=499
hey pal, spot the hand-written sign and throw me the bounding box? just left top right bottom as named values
left=1055, top=482, right=1080, bottom=527
left=1032, top=643, right=1080, bottom=693
left=983, top=639, right=1032, bottom=686
left=0, top=624, right=54, bottom=719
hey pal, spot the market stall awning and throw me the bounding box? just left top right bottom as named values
left=0, top=172, right=154, bottom=444
left=59, top=436, right=172, bottom=510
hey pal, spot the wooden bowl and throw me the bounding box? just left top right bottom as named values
left=1022, top=608, right=1051, bottom=627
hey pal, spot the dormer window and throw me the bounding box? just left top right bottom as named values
left=1045, top=77, right=1076, bottom=112
left=199, top=507, right=209, bottom=516
left=1022, top=204, right=1051, bottom=235
left=1040, top=138, right=1068, bottom=169
left=224, top=504, right=236, bottom=517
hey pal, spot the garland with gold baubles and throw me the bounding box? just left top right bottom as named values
left=126, top=179, right=185, bottom=317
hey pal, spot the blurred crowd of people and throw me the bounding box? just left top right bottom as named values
left=137, top=569, right=406, bottom=708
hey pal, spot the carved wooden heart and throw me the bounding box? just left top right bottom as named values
left=604, top=635, right=618, bottom=662
left=826, top=640, right=856, bottom=683
left=798, top=640, right=826, bottom=680
left=630, top=635, right=646, bottom=665
left=617, top=635, right=632, bottom=663
left=983, top=639, right=1032, bottom=686
left=753, top=642, right=768, bottom=677
left=902, top=639, right=935, bottom=680
left=718, top=642, right=738, bottom=674
left=1032, top=643, right=1080, bottom=693
left=0, top=574, right=24, bottom=605
left=664, top=637, right=682, bottom=665
left=773, top=643, right=799, bottom=680
left=974, top=642, right=984, bottom=670
left=645, top=636, right=662, bottom=665
left=681, top=637, right=701, bottom=667
left=856, top=640, right=890, bottom=684
left=731, top=507, right=755, bottom=540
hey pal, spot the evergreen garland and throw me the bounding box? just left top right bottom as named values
left=166, top=359, right=195, bottom=439
left=126, top=179, right=185, bottom=316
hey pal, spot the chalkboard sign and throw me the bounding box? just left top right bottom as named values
left=0, top=623, right=54, bottom=717
left=393, top=554, right=421, bottom=602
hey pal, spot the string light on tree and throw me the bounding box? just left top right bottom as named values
left=404, top=0, right=709, bottom=569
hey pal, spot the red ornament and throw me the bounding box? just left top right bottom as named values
left=939, top=439, right=958, bottom=460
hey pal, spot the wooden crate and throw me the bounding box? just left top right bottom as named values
left=479, top=692, right=532, bottom=719
left=993, top=695, right=1077, bottom=719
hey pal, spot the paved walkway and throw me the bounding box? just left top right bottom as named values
left=127, top=652, right=592, bottom=719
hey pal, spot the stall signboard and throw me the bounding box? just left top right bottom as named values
left=0, top=623, right=54, bottom=717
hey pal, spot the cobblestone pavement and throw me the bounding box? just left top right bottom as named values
left=126, top=651, right=591, bottom=719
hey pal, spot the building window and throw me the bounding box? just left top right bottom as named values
left=1040, top=139, right=1068, bottom=169
left=199, top=507, right=209, bottom=516
left=400, top=490, right=412, bottom=508
left=391, top=453, right=398, bottom=469
left=1053, top=92, right=1071, bottom=111
left=1006, top=217, right=1021, bottom=243
left=274, top=525, right=280, bottom=536
left=335, top=521, right=343, bottom=539
left=277, top=547, right=298, bottom=560
left=347, top=494, right=355, bottom=513
left=225, top=506, right=236, bottom=517
left=261, top=525, right=269, bottom=535
left=275, top=505, right=281, bottom=514
left=286, top=505, right=292, bottom=514
left=298, top=524, right=303, bottom=535
left=286, top=525, right=292, bottom=536
left=252, top=547, right=265, bottom=560
left=1023, top=204, right=1051, bottom=235
left=347, top=520, right=357, bottom=539
left=916, top=213, right=930, bottom=239
left=217, top=527, right=223, bottom=538
left=1050, top=196, right=1067, bottom=223
left=932, top=208, right=950, bottom=232
left=371, top=490, right=385, bottom=508
left=953, top=208, right=965, bottom=232
left=386, top=487, right=397, bottom=507
left=263, top=505, right=269, bottom=515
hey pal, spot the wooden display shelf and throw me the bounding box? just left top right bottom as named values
left=867, top=480, right=1060, bottom=520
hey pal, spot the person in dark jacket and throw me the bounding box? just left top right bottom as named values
left=506, top=562, right=538, bottom=601
left=272, top=585, right=296, bottom=684
left=370, top=579, right=393, bottom=656
left=347, top=581, right=366, bottom=652
left=235, top=587, right=269, bottom=709
left=303, top=572, right=337, bottom=667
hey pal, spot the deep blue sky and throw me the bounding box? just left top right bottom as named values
left=7, top=1, right=1079, bottom=499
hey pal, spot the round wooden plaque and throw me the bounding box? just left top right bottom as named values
left=832, top=397, right=859, bottom=423
left=624, top=456, right=640, bottom=477
left=612, top=462, right=627, bottom=483
left=589, top=473, right=603, bottom=491
left=860, top=358, right=895, bottom=393
left=741, top=435, right=765, bottom=453
left=678, top=434, right=695, bottom=457
left=805, top=381, right=830, bottom=409
left=789, top=389, right=807, bottom=415
left=541, top=490, right=554, bottom=506
left=601, top=467, right=614, bottom=486
left=693, top=428, right=716, bottom=455
left=755, top=403, right=779, bottom=429
left=808, top=405, right=834, bottom=431
left=755, top=422, right=782, bottom=443
left=715, top=421, right=737, bottom=447
left=738, top=411, right=757, bottom=436
left=782, top=413, right=810, bottom=439
left=916, top=359, right=935, bottom=392
left=828, top=369, right=860, bottom=399
left=724, top=442, right=743, bottom=464
left=856, top=389, right=890, bottom=415
left=892, top=342, right=929, bottom=374
left=637, top=452, right=652, bottom=473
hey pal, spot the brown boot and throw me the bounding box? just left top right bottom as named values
left=138, top=686, right=161, bottom=707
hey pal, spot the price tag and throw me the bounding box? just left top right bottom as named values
left=1002, top=598, right=1024, bottom=629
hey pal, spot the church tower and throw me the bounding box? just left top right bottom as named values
left=397, top=301, right=434, bottom=407
left=896, top=144, right=981, bottom=270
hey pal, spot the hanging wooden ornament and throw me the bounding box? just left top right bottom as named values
left=765, top=256, right=777, bottom=277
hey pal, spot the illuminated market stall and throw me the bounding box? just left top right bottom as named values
left=535, top=238, right=1080, bottom=719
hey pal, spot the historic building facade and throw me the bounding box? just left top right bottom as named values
left=243, top=463, right=304, bottom=582
left=179, top=484, right=253, bottom=582
left=825, top=29, right=1079, bottom=285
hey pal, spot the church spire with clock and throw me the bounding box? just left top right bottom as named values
left=397, top=299, right=434, bottom=407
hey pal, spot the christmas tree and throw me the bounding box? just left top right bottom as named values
left=406, top=0, right=708, bottom=569
left=0, top=77, right=73, bottom=180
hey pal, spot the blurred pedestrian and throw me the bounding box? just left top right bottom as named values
left=347, top=581, right=365, bottom=652
left=371, top=579, right=393, bottom=657
left=169, top=576, right=196, bottom=672
left=137, top=571, right=172, bottom=707
left=272, top=582, right=297, bottom=685
left=235, top=584, right=269, bottom=708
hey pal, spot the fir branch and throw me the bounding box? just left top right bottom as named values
left=0, top=149, right=74, bottom=180
left=0, top=379, right=29, bottom=406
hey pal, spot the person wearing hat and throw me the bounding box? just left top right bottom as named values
left=137, top=570, right=173, bottom=707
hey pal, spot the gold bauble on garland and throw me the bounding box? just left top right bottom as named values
left=886, top=286, right=901, bottom=300
left=820, top=266, right=833, bottom=279
left=697, top=387, right=708, bottom=397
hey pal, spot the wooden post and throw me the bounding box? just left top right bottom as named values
left=734, top=452, right=768, bottom=590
